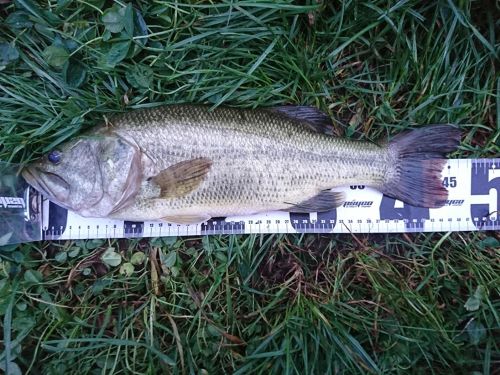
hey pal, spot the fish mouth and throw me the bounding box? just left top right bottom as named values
left=21, top=166, right=70, bottom=204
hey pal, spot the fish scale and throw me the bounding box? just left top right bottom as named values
left=106, top=105, right=387, bottom=220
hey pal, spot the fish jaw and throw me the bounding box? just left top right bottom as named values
left=21, top=165, right=71, bottom=206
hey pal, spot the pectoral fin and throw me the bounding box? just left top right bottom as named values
left=161, top=214, right=211, bottom=224
left=152, top=157, right=212, bottom=198
left=283, top=190, right=345, bottom=212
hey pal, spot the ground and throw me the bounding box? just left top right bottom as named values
left=0, top=1, right=499, bottom=374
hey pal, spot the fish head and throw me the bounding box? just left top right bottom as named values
left=22, top=133, right=142, bottom=217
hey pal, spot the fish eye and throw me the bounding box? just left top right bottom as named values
left=48, top=150, right=62, bottom=164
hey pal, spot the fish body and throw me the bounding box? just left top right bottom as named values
left=22, top=105, right=461, bottom=224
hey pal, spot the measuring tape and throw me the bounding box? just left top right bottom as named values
left=31, top=158, right=497, bottom=241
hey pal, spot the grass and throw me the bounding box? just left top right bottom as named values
left=0, top=0, right=499, bottom=373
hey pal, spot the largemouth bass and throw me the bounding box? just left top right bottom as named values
left=22, top=105, right=461, bottom=224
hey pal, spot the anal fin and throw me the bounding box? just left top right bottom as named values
left=283, top=190, right=345, bottom=212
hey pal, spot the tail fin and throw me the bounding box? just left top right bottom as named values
left=382, top=125, right=461, bottom=208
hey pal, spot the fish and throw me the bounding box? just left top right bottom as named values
left=21, top=105, right=461, bottom=224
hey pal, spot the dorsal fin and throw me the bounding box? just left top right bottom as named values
left=269, top=106, right=333, bottom=135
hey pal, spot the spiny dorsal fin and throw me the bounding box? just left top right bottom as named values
left=283, top=190, right=345, bottom=212
left=152, top=157, right=212, bottom=198
left=269, top=106, right=333, bottom=135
